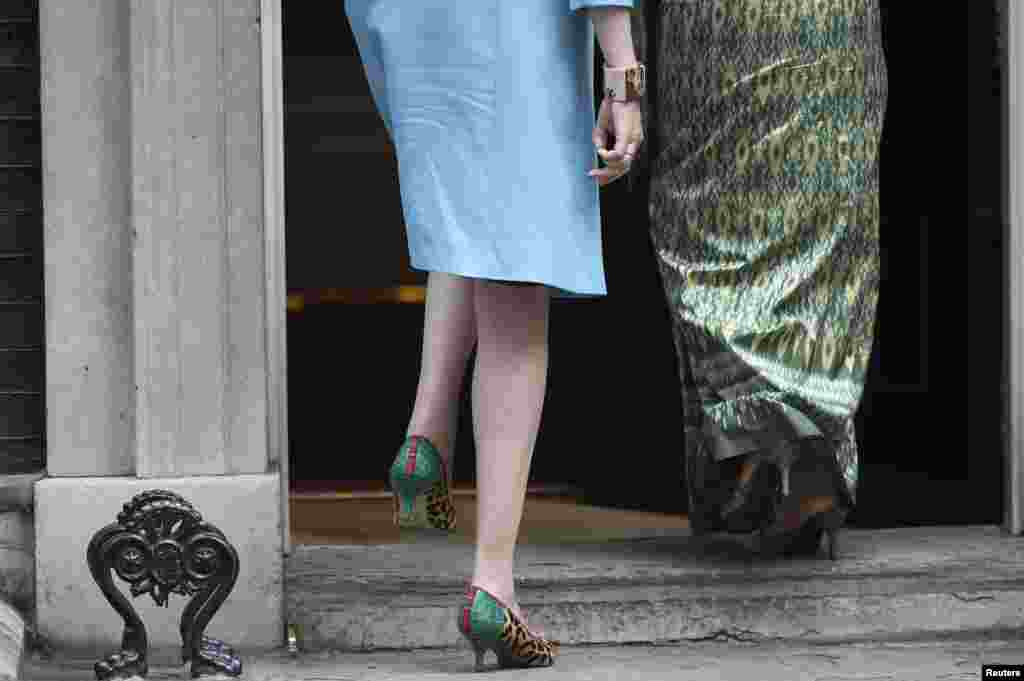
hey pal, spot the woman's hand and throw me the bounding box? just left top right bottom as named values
left=589, top=98, right=644, bottom=187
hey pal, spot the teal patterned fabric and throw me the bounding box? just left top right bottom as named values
left=647, top=0, right=888, bottom=532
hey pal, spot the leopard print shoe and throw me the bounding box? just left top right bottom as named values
left=389, top=435, right=456, bottom=533
left=457, top=584, right=558, bottom=671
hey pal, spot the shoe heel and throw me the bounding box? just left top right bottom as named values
left=458, top=628, right=490, bottom=671
left=821, top=509, right=845, bottom=561
left=389, top=470, right=433, bottom=517
left=458, top=588, right=491, bottom=671
left=389, top=467, right=434, bottom=530
left=469, top=637, right=488, bottom=672
left=460, top=585, right=557, bottom=670
left=772, top=443, right=798, bottom=499
left=389, top=436, right=456, bottom=532
left=826, top=527, right=839, bottom=560
left=778, top=459, right=791, bottom=498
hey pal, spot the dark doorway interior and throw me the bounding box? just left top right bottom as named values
left=283, top=2, right=1000, bottom=527
left=0, top=0, right=44, bottom=477
left=965, top=0, right=1004, bottom=525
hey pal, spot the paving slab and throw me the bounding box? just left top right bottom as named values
left=285, top=525, right=1024, bottom=651
left=17, top=635, right=1024, bottom=680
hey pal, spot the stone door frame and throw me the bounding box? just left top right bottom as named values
left=262, top=0, right=291, bottom=555
left=1005, top=0, right=1023, bottom=535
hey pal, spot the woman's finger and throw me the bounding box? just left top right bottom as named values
left=588, top=165, right=627, bottom=186
left=599, top=148, right=630, bottom=166
left=590, top=102, right=643, bottom=186
left=598, top=147, right=623, bottom=160
left=599, top=148, right=634, bottom=174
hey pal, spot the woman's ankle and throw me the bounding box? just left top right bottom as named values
left=469, top=576, right=516, bottom=608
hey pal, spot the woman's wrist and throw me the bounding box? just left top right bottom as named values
left=605, top=57, right=639, bottom=69
left=587, top=7, right=636, bottom=70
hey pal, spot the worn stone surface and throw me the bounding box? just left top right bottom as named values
left=285, top=525, right=1024, bottom=651
left=0, top=475, right=41, bottom=515
left=17, top=635, right=1024, bottom=681
left=34, top=475, right=282, bottom=658
left=0, top=510, right=33, bottom=614
left=0, top=479, right=35, bottom=616
left=0, top=597, right=25, bottom=681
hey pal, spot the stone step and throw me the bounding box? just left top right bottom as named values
left=284, top=524, right=1024, bottom=652
left=0, top=473, right=34, bottom=681
left=0, top=510, right=32, bottom=611
left=0, top=475, right=38, bottom=651
left=0, top=595, right=25, bottom=681
left=17, top=636, right=1024, bottom=681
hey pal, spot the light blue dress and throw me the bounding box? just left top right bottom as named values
left=344, top=0, right=634, bottom=296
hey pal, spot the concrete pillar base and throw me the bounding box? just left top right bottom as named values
left=34, top=474, right=281, bottom=659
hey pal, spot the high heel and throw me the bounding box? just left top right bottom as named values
left=725, top=438, right=850, bottom=560
left=810, top=507, right=845, bottom=561
left=757, top=445, right=849, bottom=561
left=389, top=435, right=456, bottom=533
left=456, top=584, right=558, bottom=671
left=761, top=506, right=846, bottom=560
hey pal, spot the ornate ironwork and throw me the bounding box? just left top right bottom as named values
left=87, top=489, right=243, bottom=679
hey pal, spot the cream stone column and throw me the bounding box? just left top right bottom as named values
left=131, top=0, right=267, bottom=477
left=35, top=0, right=284, bottom=656
left=40, top=0, right=134, bottom=478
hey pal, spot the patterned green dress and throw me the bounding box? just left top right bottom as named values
left=646, top=0, right=888, bottom=533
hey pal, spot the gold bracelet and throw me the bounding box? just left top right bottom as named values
left=603, top=62, right=646, bottom=102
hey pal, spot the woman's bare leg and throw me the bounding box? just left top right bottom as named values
left=469, top=280, right=550, bottom=622
left=405, top=271, right=477, bottom=481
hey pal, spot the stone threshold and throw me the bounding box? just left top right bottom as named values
left=284, top=525, right=1024, bottom=652
left=289, top=482, right=581, bottom=500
